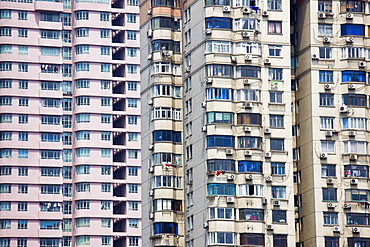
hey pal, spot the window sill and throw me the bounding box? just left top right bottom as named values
left=272, top=222, right=288, bottom=225
left=267, top=9, right=283, bottom=12
left=268, top=56, right=284, bottom=59
left=273, top=174, right=287, bottom=177
left=267, top=33, right=283, bottom=35
left=319, top=106, right=335, bottom=108
left=270, top=150, right=288, bottom=154
left=268, top=103, right=286, bottom=106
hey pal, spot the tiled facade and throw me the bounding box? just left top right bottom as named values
left=0, top=0, right=141, bottom=246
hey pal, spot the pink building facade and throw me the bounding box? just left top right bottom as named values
left=0, top=0, right=141, bottom=246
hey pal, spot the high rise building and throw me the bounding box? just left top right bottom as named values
left=141, top=0, right=296, bottom=246
left=0, top=0, right=141, bottom=246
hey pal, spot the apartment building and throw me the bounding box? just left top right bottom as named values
left=0, top=0, right=141, bottom=246
left=295, top=0, right=370, bottom=246
left=141, top=0, right=296, bottom=245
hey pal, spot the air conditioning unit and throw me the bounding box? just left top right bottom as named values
left=246, top=174, right=253, bottom=180
left=324, top=84, right=331, bottom=90
left=148, top=99, right=153, bottom=105
left=147, top=9, right=152, bottom=15
left=346, top=37, right=354, bottom=43
left=244, top=78, right=250, bottom=84
left=227, top=174, right=235, bottom=180
left=264, top=128, right=272, bottom=134
left=244, top=126, right=252, bottom=132
left=226, top=149, right=234, bottom=155
left=149, top=166, right=154, bottom=173
left=346, top=13, right=354, bottom=19
left=264, top=58, right=271, bottom=64
left=267, top=224, right=274, bottom=230
left=226, top=196, right=235, bottom=203
left=243, top=7, right=251, bottom=13
left=147, top=29, right=153, bottom=38
left=230, top=55, right=237, bottom=63
left=339, top=105, right=349, bottom=113
left=149, top=213, right=154, bottom=219
left=350, top=179, right=358, bottom=185
left=203, top=223, right=208, bottom=229
left=265, top=152, right=272, bottom=158
left=349, top=131, right=356, bottom=137
left=348, top=84, right=355, bottom=90
left=244, top=55, right=252, bottom=61
left=327, top=202, right=335, bottom=208
left=262, top=10, right=269, bottom=16
left=326, top=131, right=333, bottom=137
left=185, top=66, right=191, bottom=73
left=205, top=29, right=212, bottom=35
left=273, top=200, right=280, bottom=206
left=318, top=12, right=326, bottom=18
left=244, top=102, right=253, bottom=108
left=149, top=145, right=154, bottom=150
left=326, top=178, right=334, bottom=184
left=353, top=227, right=360, bottom=233
left=223, top=6, right=231, bottom=12
left=149, top=190, right=154, bottom=196
left=350, top=154, right=358, bottom=160
left=242, top=31, right=250, bottom=38
left=161, top=50, right=173, bottom=57
left=204, top=77, right=213, bottom=84
left=320, top=152, right=328, bottom=159
left=323, top=37, right=331, bottom=43
left=245, top=150, right=252, bottom=156
left=333, top=226, right=340, bottom=232
left=344, top=203, right=351, bottom=209
left=201, top=101, right=207, bottom=108
left=359, top=62, right=366, bottom=68
left=202, top=126, right=207, bottom=132
left=266, top=176, right=273, bottom=182
left=262, top=198, right=268, bottom=205
left=147, top=54, right=153, bottom=60
left=312, top=54, right=318, bottom=59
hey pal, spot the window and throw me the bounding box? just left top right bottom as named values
left=208, top=184, right=236, bottom=196
left=76, top=96, right=90, bottom=106
left=63, top=47, right=72, bottom=59
left=268, top=21, right=282, bottom=34
left=319, top=71, right=333, bottom=83
left=101, top=115, right=111, bottom=123
left=206, top=112, right=233, bottom=124
left=0, top=220, right=10, bottom=229
left=269, top=45, right=282, bottom=57
left=341, top=47, right=365, bottom=59
left=0, top=62, right=12, bottom=71
left=319, top=93, right=334, bottom=106
left=342, top=71, right=366, bottom=83
left=269, top=91, right=283, bottom=103
left=240, top=233, right=264, bottom=246
left=340, top=0, right=363, bottom=12
left=101, top=97, right=110, bottom=106
left=41, top=185, right=60, bottom=194
left=76, top=148, right=90, bottom=157
left=318, top=24, right=333, bottom=36
left=342, top=94, right=367, bottom=107
left=238, top=161, right=262, bottom=173
left=270, top=139, right=284, bottom=151
left=273, top=235, right=287, bottom=247
left=239, top=209, right=263, bottom=221
left=207, top=135, right=234, bottom=148
left=128, top=237, right=139, bottom=246
left=62, top=64, right=72, bottom=77
left=18, top=150, right=28, bottom=159
left=75, top=11, right=88, bottom=20
left=76, top=28, right=89, bottom=37
left=342, top=118, right=367, bottom=130
left=319, top=47, right=332, bottom=59
left=152, top=39, right=181, bottom=52
left=41, top=30, right=60, bottom=40
left=320, top=117, right=334, bottom=130
left=341, top=24, right=364, bottom=36
left=101, top=149, right=111, bottom=158
left=128, top=167, right=138, bottom=176
left=272, top=186, right=286, bottom=199
left=76, top=62, right=89, bottom=72
left=323, top=188, right=337, bottom=201
left=76, top=45, right=89, bottom=55
left=0, top=10, right=11, bottom=19
left=206, top=88, right=234, bottom=101
left=0, top=45, right=11, bottom=54
left=270, top=115, right=284, bottom=128
left=100, top=12, right=109, bottom=21
left=128, top=201, right=138, bottom=211
left=271, top=162, right=285, bottom=175
left=41, top=150, right=60, bottom=159
left=0, top=114, right=12, bottom=124
left=18, top=238, right=27, bottom=247
left=239, top=184, right=263, bottom=196
left=40, top=12, right=59, bottom=22
left=236, top=66, right=260, bottom=78
left=153, top=130, right=181, bottom=143
left=322, top=165, right=336, bottom=177
left=18, top=115, right=28, bottom=124
left=205, top=17, right=232, bottom=29
left=101, top=46, right=110, bottom=56
left=0, top=27, right=11, bottom=37
left=151, top=17, right=180, bottom=30
left=208, top=232, right=236, bottom=245
left=101, top=183, right=111, bottom=192
left=41, top=168, right=60, bottom=177
left=0, top=132, right=12, bottom=141
left=76, top=200, right=90, bottom=210
left=101, top=218, right=111, bottom=228
left=41, top=133, right=60, bottom=142
left=101, top=63, right=111, bottom=72
left=127, top=31, right=137, bottom=40
left=347, top=213, right=369, bottom=225
left=325, top=237, right=339, bottom=247
left=345, top=165, right=368, bottom=178
left=76, top=218, right=90, bottom=228
left=323, top=212, right=338, bottom=225
left=127, top=81, right=137, bottom=91
left=344, top=141, right=368, bottom=154
left=268, top=0, right=281, bottom=9
left=18, top=220, right=28, bottom=229
left=238, top=136, right=262, bottom=149
left=318, top=0, right=332, bottom=12
left=206, top=41, right=231, bottom=53
left=237, top=89, right=260, bottom=102
left=17, top=202, right=27, bottom=212
left=76, top=236, right=90, bottom=246
left=234, top=18, right=260, bottom=31
left=42, top=98, right=60, bottom=108
left=346, top=189, right=368, bottom=201
left=321, top=141, right=335, bottom=153
left=237, top=113, right=262, bottom=125
left=18, top=97, right=28, bottom=106
left=0, top=149, right=12, bottom=158
left=128, top=184, right=139, bottom=193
